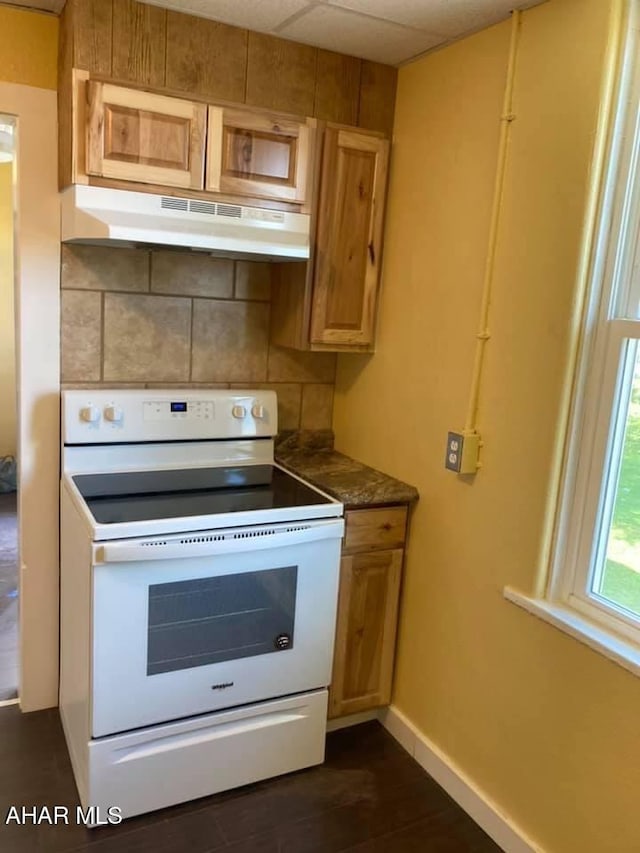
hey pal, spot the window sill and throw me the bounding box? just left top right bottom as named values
left=504, top=586, right=640, bottom=678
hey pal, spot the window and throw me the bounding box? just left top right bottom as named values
left=546, top=4, right=640, bottom=653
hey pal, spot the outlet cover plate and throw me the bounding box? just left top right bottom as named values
left=445, top=432, right=463, bottom=472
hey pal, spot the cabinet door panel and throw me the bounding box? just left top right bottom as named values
left=207, top=107, right=311, bottom=203
left=329, top=549, right=402, bottom=718
left=87, top=82, right=206, bottom=189
left=311, top=128, right=389, bottom=347
left=103, top=107, right=190, bottom=169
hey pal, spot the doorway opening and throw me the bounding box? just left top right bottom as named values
left=0, top=114, right=18, bottom=703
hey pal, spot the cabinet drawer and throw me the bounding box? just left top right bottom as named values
left=344, top=507, right=407, bottom=553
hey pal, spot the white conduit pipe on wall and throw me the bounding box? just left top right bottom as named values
left=463, top=10, right=522, bottom=447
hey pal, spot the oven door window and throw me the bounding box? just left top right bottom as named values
left=147, top=566, right=297, bottom=675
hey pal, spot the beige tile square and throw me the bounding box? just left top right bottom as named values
left=103, top=293, right=191, bottom=382
left=61, top=290, right=102, bottom=382
left=61, top=383, right=102, bottom=391
left=61, top=244, right=149, bottom=292
left=192, top=300, right=269, bottom=383
left=231, top=382, right=302, bottom=431
left=190, top=383, right=231, bottom=389
left=151, top=252, right=234, bottom=298
left=235, top=262, right=272, bottom=301
left=267, top=344, right=337, bottom=383
left=270, top=383, right=302, bottom=431
left=301, top=384, right=334, bottom=429
left=61, top=383, right=145, bottom=390
left=145, top=383, right=230, bottom=389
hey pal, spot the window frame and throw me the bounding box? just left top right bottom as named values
left=548, top=1, right=640, bottom=649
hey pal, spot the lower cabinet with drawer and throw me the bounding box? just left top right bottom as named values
left=329, top=506, right=408, bottom=719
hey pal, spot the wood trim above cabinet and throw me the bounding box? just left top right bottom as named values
left=86, top=81, right=206, bottom=190
left=62, top=0, right=396, bottom=130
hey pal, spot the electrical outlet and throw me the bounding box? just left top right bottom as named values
left=445, top=432, right=463, bottom=472
left=445, top=431, right=481, bottom=475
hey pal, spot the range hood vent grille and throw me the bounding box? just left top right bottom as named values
left=160, top=197, right=188, bottom=211
left=216, top=203, right=242, bottom=219
left=160, top=196, right=244, bottom=220
left=188, top=200, right=217, bottom=216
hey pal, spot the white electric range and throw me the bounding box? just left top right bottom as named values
left=59, top=389, right=343, bottom=821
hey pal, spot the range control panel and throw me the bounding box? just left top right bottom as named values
left=63, top=390, right=278, bottom=445
left=142, top=400, right=215, bottom=422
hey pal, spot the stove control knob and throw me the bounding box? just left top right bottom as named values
left=251, top=404, right=266, bottom=419
left=274, top=633, right=291, bottom=651
left=80, top=405, right=100, bottom=424
left=104, top=405, right=123, bottom=423
left=232, top=405, right=247, bottom=419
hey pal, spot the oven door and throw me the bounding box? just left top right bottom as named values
left=91, top=518, right=343, bottom=737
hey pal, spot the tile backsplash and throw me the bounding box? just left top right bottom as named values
left=60, top=245, right=336, bottom=432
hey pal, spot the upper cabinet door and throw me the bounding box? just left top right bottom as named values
left=206, top=107, right=312, bottom=203
left=86, top=82, right=207, bottom=190
left=310, top=128, right=389, bottom=348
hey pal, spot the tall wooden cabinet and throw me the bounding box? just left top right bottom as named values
left=311, top=128, right=389, bottom=347
left=329, top=506, right=407, bottom=719
left=271, top=125, right=390, bottom=352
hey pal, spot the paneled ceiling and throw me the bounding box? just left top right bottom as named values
left=3, top=0, right=542, bottom=65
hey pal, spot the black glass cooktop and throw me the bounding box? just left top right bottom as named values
left=73, top=465, right=331, bottom=525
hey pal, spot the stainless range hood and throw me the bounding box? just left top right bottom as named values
left=61, top=185, right=310, bottom=260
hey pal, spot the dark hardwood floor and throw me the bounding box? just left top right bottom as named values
left=0, top=707, right=501, bottom=852
left=0, top=492, right=18, bottom=702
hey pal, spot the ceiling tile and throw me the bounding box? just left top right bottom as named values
left=144, top=0, right=311, bottom=31
left=328, top=0, right=525, bottom=39
left=278, top=4, right=444, bottom=66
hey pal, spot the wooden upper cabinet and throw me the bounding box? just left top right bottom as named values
left=310, top=127, right=389, bottom=347
left=206, top=107, right=313, bottom=204
left=86, top=81, right=207, bottom=189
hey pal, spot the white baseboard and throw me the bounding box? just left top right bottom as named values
left=379, top=706, right=542, bottom=853
left=326, top=709, right=380, bottom=732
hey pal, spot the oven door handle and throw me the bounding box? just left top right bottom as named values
left=95, top=519, right=345, bottom=563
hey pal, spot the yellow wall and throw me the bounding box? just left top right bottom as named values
left=0, top=6, right=58, bottom=90
left=0, top=161, right=15, bottom=456
left=334, top=1, right=640, bottom=850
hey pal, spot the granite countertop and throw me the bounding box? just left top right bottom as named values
left=275, top=431, right=419, bottom=509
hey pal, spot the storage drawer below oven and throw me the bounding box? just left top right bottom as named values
left=86, top=690, right=328, bottom=821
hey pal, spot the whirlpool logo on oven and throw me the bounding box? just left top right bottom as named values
left=210, top=681, right=234, bottom=691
